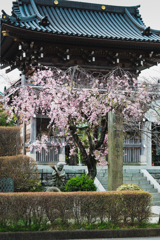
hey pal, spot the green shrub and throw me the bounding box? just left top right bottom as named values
left=116, top=183, right=143, bottom=191
left=26, top=180, right=43, bottom=192
left=65, top=174, right=97, bottom=192
left=59, top=186, right=66, bottom=192
left=0, top=155, right=42, bottom=192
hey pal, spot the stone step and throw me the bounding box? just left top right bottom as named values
left=123, top=176, right=147, bottom=181
left=148, top=170, right=160, bottom=173
left=97, top=170, right=160, bottom=203
left=97, top=177, right=108, bottom=182
left=123, top=169, right=141, bottom=173
left=97, top=169, right=108, bottom=174
left=146, top=188, right=158, bottom=193
left=98, top=174, right=145, bottom=178
left=102, top=185, right=108, bottom=189
left=123, top=177, right=132, bottom=181
left=152, top=201, right=160, bottom=206
left=152, top=196, right=160, bottom=201
left=131, top=176, right=147, bottom=180
left=124, top=173, right=143, bottom=177
left=123, top=180, right=149, bottom=185
left=97, top=173, right=107, bottom=177
left=139, top=187, right=154, bottom=192
left=152, top=193, right=160, bottom=197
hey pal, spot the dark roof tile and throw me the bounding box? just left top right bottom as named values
left=1, top=0, right=160, bottom=42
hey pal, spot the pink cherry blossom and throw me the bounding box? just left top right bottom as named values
left=5, top=67, right=151, bottom=179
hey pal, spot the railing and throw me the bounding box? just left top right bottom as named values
left=123, top=139, right=141, bottom=163
left=36, top=136, right=63, bottom=146
left=36, top=137, right=142, bottom=164
left=123, top=148, right=141, bottom=163
left=39, top=169, right=85, bottom=182
left=36, top=147, right=60, bottom=163
left=123, top=139, right=141, bottom=144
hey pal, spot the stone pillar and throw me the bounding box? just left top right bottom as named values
left=30, top=116, right=37, bottom=161
left=140, top=121, right=152, bottom=166
left=22, top=122, right=26, bottom=155
left=140, top=122, right=147, bottom=166
left=146, top=121, right=152, bottom=167
left=108, top=111, right=123, bottom=191
left=21, top=71, right=26, bottom=86
left=59, top=131, right=66, bottom=163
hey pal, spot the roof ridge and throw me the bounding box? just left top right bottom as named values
left=19, top=0, right=140, bottom=14
left=12, top=1, right=22, bottom=19
left=1, top=0, right=160, bottom=44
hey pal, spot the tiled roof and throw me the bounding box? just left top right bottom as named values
left=1, top=0, right=160, bottom=42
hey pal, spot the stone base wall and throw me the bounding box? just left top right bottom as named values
left=40, top=171, right=85, bottom=191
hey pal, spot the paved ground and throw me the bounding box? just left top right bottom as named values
left=69, top=238, right=160, bottom=240
left=150, top=206, right=160, bottom=223
left=68, top=207, right=160, bottom=240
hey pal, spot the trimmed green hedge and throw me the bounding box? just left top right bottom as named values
left=0, top=191, right=151, bottom=227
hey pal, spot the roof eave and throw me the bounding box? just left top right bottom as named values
left=2, top=23, right=160, bottom=50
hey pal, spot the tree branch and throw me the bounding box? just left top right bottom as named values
left=95, top=115, right=108, bottom=150
left=69, top=124, right=88, bottom=163
left=86, top=128, right=94, bottom=154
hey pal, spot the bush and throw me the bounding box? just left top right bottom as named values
left=0, top=155, right=42, bottom=192
left=27, top=180, right=43, bottom=192
left=0, top=191, right=151, bottom=227
left=65, top=174, right=97, bottom=192
left=116, top=183, right=143, bottom=191
left=0, top=127, right=21, bottom=156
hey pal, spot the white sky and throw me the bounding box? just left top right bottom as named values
left=1, top=0, right=160, bottom=91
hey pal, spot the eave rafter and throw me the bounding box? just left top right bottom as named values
left=1, top=25, right=160, bottom=74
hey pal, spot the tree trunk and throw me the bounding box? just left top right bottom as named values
left=69, top=124, right=97, bottom=179
left=86, top=155, right=97, bottom=179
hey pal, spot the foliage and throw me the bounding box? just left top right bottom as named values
left=27, top=180, right=43, bottom=192
left=65, top=174, right=97, bottom=192
left=59, top=186, right=67, bottom=192
left=0, top=126, right=21, bottom=156
left=116, top=183, right=143, bottom=191
left=0, top=191, right=151, bottom=228
left=0, top=222, right=48, bottom=232
left=0, top=155, right=41, bottom=192
left=1, top=220, right=160, bottom=232
left=6, top=67, right=151, bottom=178
left=0, top=107, right=15, bottom=126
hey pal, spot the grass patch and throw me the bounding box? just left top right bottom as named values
left=0, top=220, right=49, bottom=232
left=1, top=220, right=160, bottom=232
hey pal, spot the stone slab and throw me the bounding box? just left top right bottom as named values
left=1, top=229, right=160, bottom=239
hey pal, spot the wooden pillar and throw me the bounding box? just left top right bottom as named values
left=108, top=111, right=123, bottom=191
left=30, top=116, right=37, bottom=154
left=22, top=122, right=26, bottom=155
left=22, top=71, right=26, bottom=155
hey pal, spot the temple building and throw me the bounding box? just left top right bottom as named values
left=1, top=0, right=160, bottom=166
